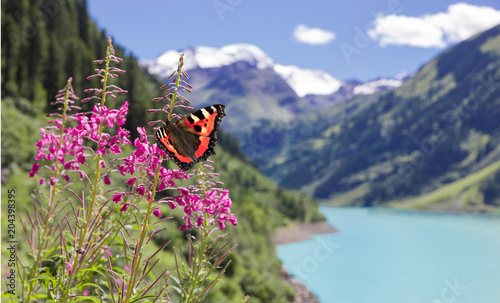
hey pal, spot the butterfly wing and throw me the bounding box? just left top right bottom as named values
left=156, top=126, right=197, bottom=170
left=176, top=104, right=226, bottom=137
left=156, top=104, right=226, bottom=171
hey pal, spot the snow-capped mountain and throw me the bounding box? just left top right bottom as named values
left=142, top=44, right=348, bottom=98
left=142, top=44, right=274, bottom=76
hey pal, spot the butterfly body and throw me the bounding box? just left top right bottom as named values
left=156, top=104, right=226, bottom=171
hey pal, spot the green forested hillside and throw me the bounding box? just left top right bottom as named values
left=1, top=0, right=164, bottom=131
left=249, top=25, right=500, bottom=212
left=1, top=1, right=324, bottom=302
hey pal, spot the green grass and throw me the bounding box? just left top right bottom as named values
left=388, top=160, right=500, bottom=211
left=323, top=183, right=371, bottom=206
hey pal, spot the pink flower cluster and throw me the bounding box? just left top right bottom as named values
left=117, top=127, right=188, bottom=182
left=29, top=101, right=131, bottom=185
left=34, top=127, right=85, bottom=163
left=74, top=102, right=130, bottom=155
left=29, top=83, right=87, bottom=184
left=112, top=127, right=189, bottom=213
left=29, top=126, right=87, bottom=184
left=174, top=187, right=237, bottom=231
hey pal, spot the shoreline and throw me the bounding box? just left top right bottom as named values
left=280, top=268, right=320, bottom=303
left=273, top=221, right=338, bottom=246
left=274, top=221, right=338, bottom=302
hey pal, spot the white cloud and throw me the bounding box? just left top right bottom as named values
left=368, top=15, right=446, bottom=48
left=368, top=3, right=500, bottom=48
left=293, top=24, right=336, bottom=45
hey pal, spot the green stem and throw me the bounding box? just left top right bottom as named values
left=185, top=213, right=209, bottom=303
left=123, top=162, right=162, bottom=303
left=25, top=78, right=72, bottom=302
left=79, top=37, right=112, bottom=247
left=184, top=163, right=209, bottom=303
left=123, top=52, right=185, bottom=303
left=61, top=38, right=113, bottom=303
left=167, top=54, right=184, bottom=122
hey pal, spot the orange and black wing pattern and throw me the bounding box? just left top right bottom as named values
left=156, top=104, right=226, bottom=171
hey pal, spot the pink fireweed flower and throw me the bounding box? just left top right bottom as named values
left=116, top=101, right=128, bottom=125
left=31, top=124, right=87, bottom=182
left=179, top=216, right=194, bottom=232
left=120, top=203, right=130, bottom=212
left=112, top=192, right=126, bottom=203
left=66, top=262, right=73, bottom=275
left=77, top=154, right=86, bottom=164
left=165, top=200, right=177, bottom=210
left=137, top=126, right=148, bottom=142
left=117, top=127, right=188, bottom=193
left=174, top=187, right=237, bottom=231
left=111, top=127, right=190, bottom=222
left=158, top=167, right=182, bottom=190
left=153, top=207, right=162, bottom=218
left=125, top=177, right=137, bottom=186
left=178, top=187, right=190, bottom=196
left=118, top=155, right=136, bottom=176
left=50, top=177, right=58, bottom=186
left=75, top=101, right=130, bottom=157
left=136, top=184, right=146, bottom=196
left=29, top=163, right=41, bottom=177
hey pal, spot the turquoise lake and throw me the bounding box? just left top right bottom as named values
left=277, top=207, right=500, bottom=303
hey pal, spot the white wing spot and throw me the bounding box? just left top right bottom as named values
left=191, top=114, right=200, bottom=123
left=201, top=108, right=210, bottom=118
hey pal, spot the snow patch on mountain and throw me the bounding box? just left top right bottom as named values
left=353, top=78, right=404, bottom=95
left=198, top=44, right=274, bottom=70
left=273, top=64, right=343, bottom=97
left=142, top=44, right=274, bottom=78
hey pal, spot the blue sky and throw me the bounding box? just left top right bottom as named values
left=88, top=0, right=500, bottom=82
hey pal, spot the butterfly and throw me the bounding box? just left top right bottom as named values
left=156, top=104, right=226, bottom=171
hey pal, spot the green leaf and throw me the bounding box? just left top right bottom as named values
left=130, top=295, right=158, bottom=303
left=78, top=282, right=106, bottom=293
left=78, top=268, right=104, bottom=276
left=74, top=296, right=102, bottom=302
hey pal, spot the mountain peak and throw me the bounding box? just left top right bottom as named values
left=273, top=64, right=343, bottom=97
left=143, top=44, right=274, bottom=77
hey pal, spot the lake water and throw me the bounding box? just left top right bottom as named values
left=277, top=207, right=500, bottom=303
